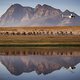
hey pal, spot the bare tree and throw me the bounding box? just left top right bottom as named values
left=22, top=32, right=26, bottom=35
left=51, top=32, right=53, bottom=35
left=11, top=32, right=15, bottom=35
left=33, top=32, right=36, bottom=35
left=0, top=32, right=3, bottom=35
left=5, top=32, right=9, bottom=35
left=47, top=31, right=49, bottom=35
left=16, top=32, right=21, bottom=35
left=69, top=31, right=73, bottom=35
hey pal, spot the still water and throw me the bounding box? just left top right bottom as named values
left=0, top=47, right=80, bottom=80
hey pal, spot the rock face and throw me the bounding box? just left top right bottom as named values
left=0, top=4, right=34, bottom=26
left=0, top=4, right=80, bottom=26
left=58, top=10, right=80, bottom=26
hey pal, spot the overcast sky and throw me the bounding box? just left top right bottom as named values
left=0, top=0, right=80, bottom=17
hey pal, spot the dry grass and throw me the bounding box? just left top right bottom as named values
left=0, top=26, right=80, bottom=31
left=0, top=26, right=80, bottom=45
left=0, top=35, right=80, bottom=45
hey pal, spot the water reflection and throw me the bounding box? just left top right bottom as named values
left=0, top=47, right=80, bottom=80
left=0, top=47, right=80, bottom=56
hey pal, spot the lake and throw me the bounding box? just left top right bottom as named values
left=0, top=47, right=80, bottom=80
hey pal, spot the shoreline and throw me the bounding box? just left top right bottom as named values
left=0, top=44, right=80, bottom=47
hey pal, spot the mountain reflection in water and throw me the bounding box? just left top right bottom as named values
left=0, top=47, right=80, bottom=80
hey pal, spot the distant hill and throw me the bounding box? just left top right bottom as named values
left=0, top=4, right=80, bottom=26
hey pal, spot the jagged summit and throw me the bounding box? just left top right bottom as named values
left=0, top=4, right=80, bottom=26
left=8, top=3, right=23, bottom=10
left=64, top=9, right=71, bottom=13
left=11, top=3, right=23, bottom=7
left=36, top=4, right=42, bottom=8
left=63, top=9, right=73, bottom=15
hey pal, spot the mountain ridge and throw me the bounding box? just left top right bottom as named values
left=0, top=4, right=80, bottom=26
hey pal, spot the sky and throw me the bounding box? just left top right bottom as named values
left=0, top=0, right=80, bottom=17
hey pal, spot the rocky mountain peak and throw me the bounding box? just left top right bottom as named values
left=63, top=9, right=71, bottom=15
left=35, top=4, right=42, bottom=8
left=43, top=4, right=54, bottom=9
left=8, top=3, right=23, bottom=11
left=0, top=4, right=80, bottom=26
left=11, top=3, right=23, bottom=7
left=63, top=9, right=79, bottom=17
left=64, top=9, right=71, bottom=13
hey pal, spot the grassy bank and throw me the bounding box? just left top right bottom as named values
left=0, top=35, right=80, bottom=47
left=0, top=26, right=80, bottom=47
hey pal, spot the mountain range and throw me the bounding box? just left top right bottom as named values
left=0, top=4, right=80, bottom=26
